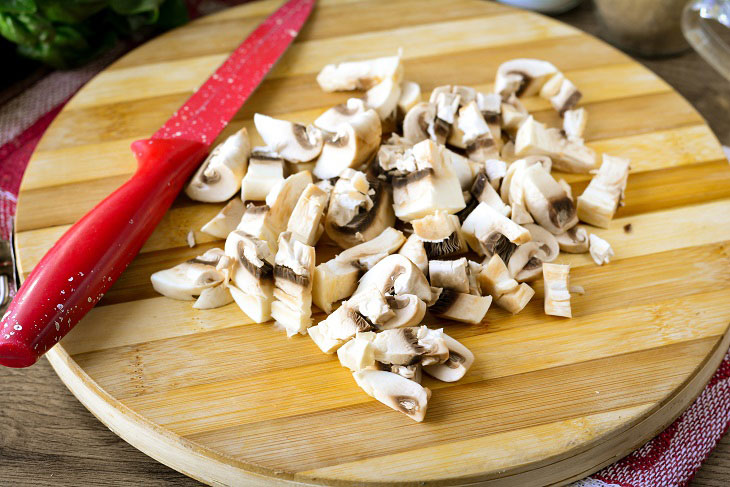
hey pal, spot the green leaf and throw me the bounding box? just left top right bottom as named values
left=109, top=0, right=164, bottom=15
left=0, top=12, right=52, bottom=44
left=36, top=0, right=106, bottom=23
left=0, top=0, right=36, bottom=14
left=157, top=0, right=186, bottom=30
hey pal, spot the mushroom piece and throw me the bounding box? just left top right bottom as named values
left=471, top=172, right=510, bottom=217
left=402, top=102, right=436, bottom=144
left=484, top=158, right=507, bottom=190
left=371, top=326, right=449, bottom=366
left=514, top=116, right=597, bottom=173
left=429, top=258, right=470, bottom=294
left=548, top=77, right=582, bottom=115
left=462, top=202, right=531, bottom=260
left=200, top=198, right=245, bottom=239
left=500, top=94, right=529, bottom=133
left=507, top=242, right=545, bottom=282
left=352, top=369, right=431, bottom=422
left=308, top=304, right=375, bottom=353
left=428, top=288, right=492, bottom=324
left=193, top=284, right=233, bottom=310
left=397, top=81, right=422, bottom=119
left=337, top=331, right=376, bottom=371
left=522, top=164, right=578, bottom=234
left=543, top=263, right=572, bottom=317
left=265, top=171, right=313, bottom=237
left=443, top=148, right=478, bottom=191
left=494, top=58, right=559, bottom=98
left=150, top=248, right=226, bottom=300
left=392, top=139, right=466, bottom=221
left=379, top=294, right=427, bottom=330
left=324, top=169, right=395, bottom=249
left=563, top=108, right=587, bottom=142
left=253, top=114, right=323, bottom=163
left=224, top=232, right=275, bottom=323
left=398, top=234, right=428, bottom=275
left=314, top=98, right=367, bottom=133
left=428, top=91, right=460, bottom=144
left=477, top=92, right=502, bottom=144
left=589, top=233, right=614, bottom=265
left=365, top=76, right=401, bottom=122
left=185, top=129, right=250, bottom=202
left=316, top=52, right=403, bottom=92
left=347, top=286, right=395, bottom=325
left=458, top=101, right=499, bottom=162
left=235, top=203, right=277, bottom=255
left=354, top=254, right=433, bottom=303
left=381, top=363, right=422, bottom=383
left=495, top=282, right=535, bottom=314
left=286, top=183, right=329, bottom=246
left=476, top=254, right=519, bottom=298
left=423, top=333, right=475, bottom=382
left=523, top=224, right=560, bottom=263
left=555, top=226, right=590, bottom=253
left=577, top=154, right=631, bottom=228
left=271, top=232, right=316, bottom=336
left=240, top=149, right=286, bottom=202
left=313, top=227, right=406, bottom=313
left=312, top=109, right=382, bottom=180
left=411, top=211, right=468, bottom=260
left=500, top=155, right=551, bottom=205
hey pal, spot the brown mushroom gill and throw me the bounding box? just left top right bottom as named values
left=347, top=309, right=375, bottom=333
left=396, top=396, right=420, bottom=414
left=274, top=265, right=310, bottom=287
left=549, top=196, right=577, bottom=230
left=333, top=177, right=385, bottom=234
left=423, top=231, right=462, bottom=259
left=237, top=241, right=273, bottom=280
left=292, top=123, right=318, bottom=150
left=391, top=168, right=434, bottom=190
left=484, top=232, right=518, bottom=263
left=429, top=288, right=458, bottom=315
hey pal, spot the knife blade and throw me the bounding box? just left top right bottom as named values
left=0, top=0, right=316, bottom=368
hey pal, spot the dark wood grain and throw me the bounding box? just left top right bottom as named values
left=1, top=1, right=729, bottom=486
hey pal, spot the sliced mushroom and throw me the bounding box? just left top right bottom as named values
left=523, top=224, right=559, bottom=263
left=240, top=149, right=285, bottom=202
left=352, top=369, right=431, bottom=422
left=428, top=288, right=492, bottom=324
left=347, top=286, right=395, bottom=325
left=471, top=172, right=510, bottom=217
left=477, top=92, right=502, bottom=144
left=543, top=263, right=571, bottom=318
left=312, top=109, right=382, bottom=180
left=402, top=102, right=436, bottom=144
left=443, top=148, right=478, bottom=191
left=563, top=108, right=587, bottom=141
left=308, top=304, right=375, bottom=353
left=458, top=101, right=499, bottom=162
left=589, top=233, right=614, bottom=266
left=462, top=202, right=531, bottom=260
left=514, top=116, right=597, bottom=173
left=392, top=139, right=466, bottom=221
left=495, top=282, right=535, bottom=314
left=314, top=98, right=367, bottom=133
left=507, top=242, right=545, bottom=282
left=555, top=226, right=589, bottom=253
left=500, top=94, right=529, bottom=133
left=500, top=155, right=551, bottom=204
left=398, top=234, right=428, bottom=275
left=429, top=258, right=470, bottom=294
left=365, top=76, right=401, bottom=122
left=324, top=169, right=395, bottom=249
left=185, top=129, right=250, bottom=202
left=228, top=284, right=273, bottom=324
left=549, top=77, right=582, bottom=115
left=411, top=211, right=468, bottom=259
left=381, top=363, right=422, bottom=383
left=264, top=171, right=313, bottom=239
left=150, top=248, right=226, bottom=300
left=371, top=327, right=425, bottom=365
left=397, top=81, right=422, bottom=120
left=337, top=331, right=376, bottom=371
left=313, top=228, right=406, bottom=313
left=484, top=158, right=507, bottom=190
left=235, top=203, right=277, bottom=255
left=200, top=198, right=245, bottom=239
left=523, top=164, right=578, bottom=234
left=494, top=58, right=559, bottom=98
left=379, top=294, right=427, bottom=330
left=354, top=254, right=433, bottom=303
left=253, top=114, right=323, bottom=163
left=423, top=333, right=474, bottom=382
left=428, top=91, right=460, bottom=144
left=286, top=183, right=329, bottom=246
left=225, top=230, right=275, bottom=294
left=316, top=52, right=403, bottom=92
left=477, top=254, right=519, bottom=298
left=577, top=154, right=631, bottom=228
left=539, top=72, right=564, bottom=98
left=272, top=232, right=315, bottom=336
left=416, top=326, right=450, bottom=365
left=193, top=284, right=233, bottom=310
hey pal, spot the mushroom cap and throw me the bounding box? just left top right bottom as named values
left=402, top=102, right=436, bottom=144
left=312, top=109, right=382, bottom=180
left=353, top=369, right=431, bottom=422
left=314, top=98, right=367, bottom=133
left=335, top=227, right=407, bottom=270
left=185, top=129, right=250, bottom=202
left=365, top=77, right=402, bottom=120
left=523, top=224, right=560, bottom=263
left=316, top=52, right=403, bottom=92
left=423, top=333, right=475, bottom=382
left=555, top=226, right=589, bottom=253
left=254, top=114, right=323, bottom=163
left=200, top=198, right=245, bottom=239
left=397, top=81, right=422, bottom=115
left=355, top=254, right=432, bottom=303
left=495, top=58, right=558, bottom=98
left=522, top=163, right=578, bottom=234
left=507, top=241, right=544, bottom=282
left=379, top=294, right=427, bottom=330
left=151, top=250, right=226, bottom=300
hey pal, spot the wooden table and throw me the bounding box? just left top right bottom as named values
left=1, top=2, right=729, bottom=486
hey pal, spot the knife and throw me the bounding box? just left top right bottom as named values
left=0, top=0, right=316, bottom=368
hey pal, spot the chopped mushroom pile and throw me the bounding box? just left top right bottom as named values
left=151, top=52, right=631, bottom=422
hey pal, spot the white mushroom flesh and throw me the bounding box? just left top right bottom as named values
left=543, top=263, right=572, bottom=318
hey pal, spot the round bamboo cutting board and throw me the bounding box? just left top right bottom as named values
left=14, top=0, right=730, bottom=485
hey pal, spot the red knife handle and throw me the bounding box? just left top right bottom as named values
left=0, top=138, right=208, bottom=368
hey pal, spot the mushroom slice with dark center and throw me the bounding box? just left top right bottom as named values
left=347, top=286, right=395, bottom=325
left=200, top=198, right=245, bottom=239
left=312, top=109, right=382, bottom=180
left=458, top=101, right=499, bottom=163
left=337, top=331, right=376, bottom=371
left=495, top=282, right=535, bottom=314
left=476, top=254, right=519, bottom=298
left=185, top=129, right=250, bottom=202
left=240, top=149, right=285, bottom=202
left=428, top=92, right=460, bottom=144
left=523, top=164, right=578, bottom=234
left=225, top=230, right=274, bottom=295
left=352, top=369, right=431, bottom=422
left=286, top=183, right=329, bottom=246
left=411, top=210, right=468, bottom=260
left=308, top=304, right=375, bottom=353
left=416, top=326, right=450, bottom=366
left=548, top=77, right=582, bottom=115
left=429, top=258, right=470, bottom=294
left=495, top=58, right=559, bottom=98
left=471, top=172, right=510, bottom=217
left=523, top=224, right=559, bottom=263
left=507, top=241, right=545, bottom=282
left=428, top=288, right=492, bottom=324
left=379, top=294, right=427, bottom=330
left=423, top=333, right=475, bottom=382
left=392, top=139, right=466, bottom=221
left=555, top=226, right=589, bottom=253
left=272, top=232, right=316, bottom=336
left=543, top=263, right=572, bottom=317
left=324, top=170, right=395, bottom=249
left=150, top=248, right=226, bottom=301
left=462, top=202, right=531, bottom=258
left=371, top=327, right=426, bottom=365
left=354, top=254, right=433, bottom=303
left=313, top=228, right=406, bottom=313
left=380, top=363, right=422, bottom=384
left=577, top=154, right=631, bottom=228
left=254, top=114, right=323, bottom=163
left=403, top=102, right=436, bottom=144
left=314, top=98, right=367, bottom=133
left=316, top=52, right=403, bottom=92
left=477, top=92, right=502, bottom=144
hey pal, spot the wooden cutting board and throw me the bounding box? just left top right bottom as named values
left=14, top=0, right=730, bottom=485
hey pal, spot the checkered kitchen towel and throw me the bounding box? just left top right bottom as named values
left=2, top=3, right=730, bottom=486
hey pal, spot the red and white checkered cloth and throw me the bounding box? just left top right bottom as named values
left=2, top=3, right=730, bottom=486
